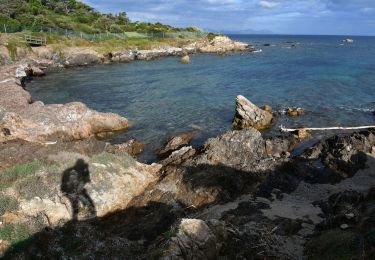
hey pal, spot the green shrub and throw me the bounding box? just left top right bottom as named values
left=0, top=194, right=18, bottom=215
left=0, top=160, right=43, bottom=189
left=0, top=223, right=32, bottom=246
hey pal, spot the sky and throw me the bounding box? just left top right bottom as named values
left=81, top=0, right=375, bottom=36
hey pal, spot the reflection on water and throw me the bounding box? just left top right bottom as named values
left=27, top=35, right=375, bottom=162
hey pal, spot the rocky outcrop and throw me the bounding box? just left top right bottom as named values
left=0, top=64, right=129, bottom=143
left=232, top=95, right=273, bottom=130
left=158, top=132, right=196, bottom=159
left=105, top=139, right=145, bottom=157
left=198, top=36, right=252, bottom=53
left=0, top=152, right=161, bottom=226
left=111, top=50, right=136, bottom=62
left=161, top=219, right=227, bottom=260
left=135, top=47, right=185, bottom=60
left=63, top=48, right=102, bottom=67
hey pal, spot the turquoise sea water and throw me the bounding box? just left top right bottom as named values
left=27, top=35, right=375, bottom=162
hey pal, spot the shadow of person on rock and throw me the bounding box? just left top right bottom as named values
left=61, top=159, right=96, bottom=221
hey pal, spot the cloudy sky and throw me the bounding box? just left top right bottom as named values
left=81, top=0, right=375, bottom=35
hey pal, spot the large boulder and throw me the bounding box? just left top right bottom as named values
left=63, top=48, right=101, bottom=66
left=0, top=102, right=129, bottom=142
left=232, top=95, right=273, bottom=130
left=0, top=64, right=129, bottom=143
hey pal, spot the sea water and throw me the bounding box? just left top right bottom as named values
left=27, top=35, right=375, bottom=162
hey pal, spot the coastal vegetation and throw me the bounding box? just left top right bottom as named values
left=0, top=0, right=201, bottom=34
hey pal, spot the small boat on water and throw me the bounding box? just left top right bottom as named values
left=253, top=49, right=263, bottom=53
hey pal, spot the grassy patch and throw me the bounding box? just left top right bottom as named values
left=5, top=39, right=18, bottom=61
left=0, top=194, right=18, bottom=216
left=0, top=223, right=33, bottom=246
left=0, top=161, right=44, bottom=190
left=0, top=160, right=61, bottom=201
left=91, top=153, right=117, bottom=165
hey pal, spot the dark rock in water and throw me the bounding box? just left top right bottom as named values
left=158, top=131, right=197, bottom=159
left=263, top=43, right=271, bottom=47
left=301, top=130, right=375, bottom=180
left=372, top=110, right=375, bottom=115
left=287, top=107, right=305, bottom=117
left=106, top=139, right=145, bottom=157
left=233, top=95, right=273, bottom=130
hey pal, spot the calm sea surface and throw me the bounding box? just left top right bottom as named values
left=27, top=35, right=375, bottom=162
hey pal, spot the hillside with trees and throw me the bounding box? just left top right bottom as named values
left=0, top=0, right=201, bottom=33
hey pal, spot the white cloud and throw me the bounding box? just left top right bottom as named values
left=259, top=1, right=279, bottom=9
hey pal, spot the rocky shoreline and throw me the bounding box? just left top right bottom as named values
left=0, top=36, right=374, bottom=259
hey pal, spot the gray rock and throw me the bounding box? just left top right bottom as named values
left=111, top=51, right=135, bottom=62
left=158, top=132, right=196, bottom=159
left=161, top=219, right=227, bottom=260
left=64, top=48, right=101, bottom=66
left=232, top=95, right=273, bottom=130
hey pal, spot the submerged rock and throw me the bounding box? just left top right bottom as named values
left=232, top=95, right=273, bottom=130
left=287, top=107, right=305, bottom=117
left=180, top=54, right=190, bottom=64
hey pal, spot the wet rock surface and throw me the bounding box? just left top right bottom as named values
left=286, top=107, right=305, bottom=117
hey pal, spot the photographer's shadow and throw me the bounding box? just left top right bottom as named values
left=61, top=159, right=97, bottom=221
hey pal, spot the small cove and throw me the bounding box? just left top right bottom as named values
left=27, top=35, right=375, bottom=162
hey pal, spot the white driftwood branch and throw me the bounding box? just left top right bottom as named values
left=280, top=125, right=375, bottom=132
